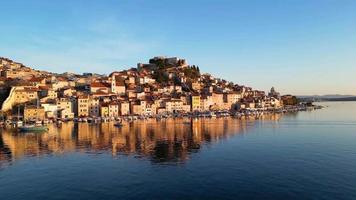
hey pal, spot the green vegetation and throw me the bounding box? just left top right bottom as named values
left=0, top=87, right=11, bottom=108
left=183, top=65, right=200, bottom=80
left=283, top=96, right=298, bottom=105
left=153, top=70, right=169, bottom=83
left=149, top=58, right=168, bottom=69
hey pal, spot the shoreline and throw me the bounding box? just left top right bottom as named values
left=1, top=104, right=322, bottom=130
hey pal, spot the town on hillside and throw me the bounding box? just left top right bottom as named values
left=0, top=56, right=301, bottom=125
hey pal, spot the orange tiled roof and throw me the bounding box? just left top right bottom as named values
left=90, top=82, right=111, bottom=88
left=29, top=76, right=44, bottom=82
left=39, top=86, right=49, bottom=90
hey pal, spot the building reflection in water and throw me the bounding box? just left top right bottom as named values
left=0, top=115, right=281, bottom=167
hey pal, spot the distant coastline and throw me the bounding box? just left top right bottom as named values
left=298, top=95, right=356, bottom=102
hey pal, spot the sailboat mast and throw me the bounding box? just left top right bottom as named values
left=18, top=105, right=20, bottom=121
left=36, top=96, right=39, bottom=121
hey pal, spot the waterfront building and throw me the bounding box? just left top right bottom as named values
left=165, top=99, right=185, bottom=113
left=77, top=95, right=89, bottom=117
left=191, top=94, right=201, bottom=112
left=100, top=103, right=109, bottom=118
left=211, top=93, right=224, bottom=110
left=41, top=103, right=58, bottom=119
left=119, top=101, right=130, bottom=116
left=89, top=97, right=100, bottom=117
left=57, top=98, right=74, bottom=119
left=201, top=95, right=213, bottom=111
left=108, top=102, right=119, bottom=118
left=225, top=92, right=241, bottom=105
left=131, top=101, right=143, bottom=115
left=24, top=105, right=45, bottom=121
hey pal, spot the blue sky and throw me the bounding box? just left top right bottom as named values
left=0, top=0, right=355, bottom=95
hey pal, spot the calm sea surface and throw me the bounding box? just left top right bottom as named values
left=1, top=102, right=356, bottom=200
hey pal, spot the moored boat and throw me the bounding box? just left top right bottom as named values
left=18, top=124, right=48, bottom=132
left=114, top=122, right=123, bottom=127
left=114, top=119, right=124, bottom=127
left=16, top=120, right=23, bottom=127
left=87, top=117, right=93, bottom=123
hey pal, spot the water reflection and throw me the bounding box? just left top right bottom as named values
left=0, top=115, right=282, bottom=167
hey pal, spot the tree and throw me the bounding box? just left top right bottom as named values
left=153, top=70, right=168, bottom=83
left=173, top=76, right=181, bottom=85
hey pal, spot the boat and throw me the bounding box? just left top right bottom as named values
left=114, top=122, right=123, bottom=127
left=114, top=118, right=124, bottom=127
left=18, top=124, right=48, bottom=132
left=209, top=112, right=217, bottom=118
left=16, top=120, right=23, bottom=127
left=87, top=117, right=93, bottom=123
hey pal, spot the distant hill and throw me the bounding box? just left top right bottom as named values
left=298, top=95, right=356, bottom=102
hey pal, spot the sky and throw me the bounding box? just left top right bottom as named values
left=0, top=0, right=355, bottom=95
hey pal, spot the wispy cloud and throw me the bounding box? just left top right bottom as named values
left=2, top=16, right=160, bottom=74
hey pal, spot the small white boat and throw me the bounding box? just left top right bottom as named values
left=209, top=112, right=216, bottom=118
left=16, top=121, right=23, bottom=127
